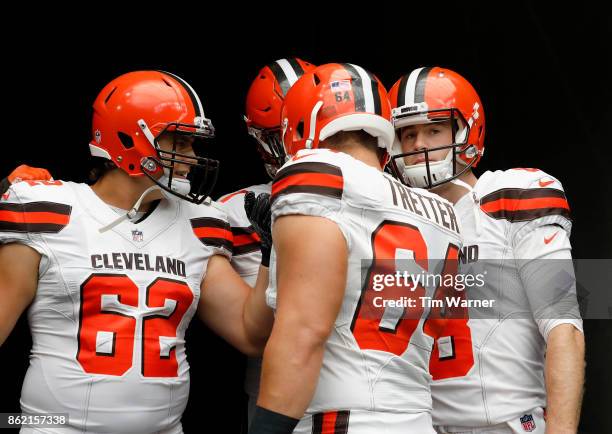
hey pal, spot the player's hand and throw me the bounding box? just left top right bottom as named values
left=244, top=191, right=272, bottom=266
left=8, top=164, right=53, bottom=184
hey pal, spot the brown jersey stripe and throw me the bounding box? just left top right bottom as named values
left=231, top=227, right=261, bottom=255
left=190, top=217, right=231, bottom=231
left=271, top=185, right=343, bottom=206
left=0, top=201, right=72, bottom=214
left=190, top=217, right=233, bottom=250
left=312, top=412, right=324, bottom=434
left=0, top=201, right=71, bottom=233
left=273, top=173, right=343, bottom=194
left=480, top=187, right=567, bottom=205
left=195, top=237, right=233, bottom=251
left=272, top=162, right=343, bottom=204
left=480, top=188, right=571, bottom=222
left=484, top=206, right=571, bottom=222
left=0, top=221, right=68, bottom=233
left=481, top=196, right=569, bottom=213
left=231, top=226, right=258, bottom=237
left=233, top=243, right=260, bottom=256
left=274, top=161, right=343, bottom=183
left=311, top=411, right=350, bottom=434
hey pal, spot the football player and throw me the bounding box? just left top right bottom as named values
left=0, top=71, right=272, bottom=434
left=218, top=57, right=316, bottom=426
left=388, top=67, right=584, bottom=434
left=248, top=63, right=464, bottom=434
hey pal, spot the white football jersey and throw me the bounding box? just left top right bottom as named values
left=0, top=180, right=232, bottom=434
left=430, top=168, right=580, bottom=427
left=267, top=149, right=463, bottom=419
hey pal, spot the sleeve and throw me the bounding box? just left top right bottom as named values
left=509, top=173, right=572, bottom=247
left=514, top=225, right=583, bottom=342
left=188, top=207, right=234, bottom=260
left=0, top=183, right=69, bottom=272
left=271, top=158, right=350, bottom=247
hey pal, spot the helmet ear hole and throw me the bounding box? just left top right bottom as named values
left=296, top=119, right=305, bottom=139
left=313, top=73, right=321, bottom=86
left=117, top=132, right=135, bottom=149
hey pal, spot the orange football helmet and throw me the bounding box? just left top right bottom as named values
left=90, top=70, right=218, bottom=203
left=280, top=63, right=394, bottom=162
left=388, top=67, right=485, bottom=188
left=245, top=58, right=316, bottom=177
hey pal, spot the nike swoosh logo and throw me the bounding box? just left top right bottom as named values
left=291, top=152, right=316, bottom=161
left=544, top=231, right=559, bottom=244
left=539, top=179, right=554, bottom=187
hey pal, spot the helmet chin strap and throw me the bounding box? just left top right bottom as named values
left=304, top=101, right=324, bottom=149
left=98, top=185, right=162, bottom=233
left=449, top=177, right=473, bottom=192
left=449, top=177, right=482, bottom=237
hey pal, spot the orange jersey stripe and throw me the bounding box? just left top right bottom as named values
left=0, top=210, right=70, bottom=225
left=481, top=197, right=569, bottom=213
left=321, top=412, right=338, bottom=433
left=219, top=189, right=247, bottom=203
left=272, top=173, right=343, bottom=196
left=233, top=233, right=260, bottom=246
left=192, top=227, right=233, bottom=241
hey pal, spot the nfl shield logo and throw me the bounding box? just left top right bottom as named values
left=132, top=230, right=143, bottom=242
left=520, top=414, right=536, bottom=432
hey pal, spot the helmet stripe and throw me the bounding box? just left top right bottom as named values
left=341, top=63, right=366, bottom=112
left=414, top=67, right=432, bottom=103
left=401, top=67, right=427, bottom=106
left=397, top=73, right=410, bottom=107
left=159, top=71, right=204, bottom=117
left=268, top=61, right=291, bottom=96
left=286, top=58, right=305, bottom=79
left=363, top=68, right=382, bottom=115
left=348, top=64, right=376, bottom=114
left=275, top=59, right=302, bottom=90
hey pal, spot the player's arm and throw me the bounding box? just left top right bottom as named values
left=198, top=255, right=273, bottom=357
left=255, top=214, right=347, bottom=420
left=0, top=165, right=53, bottom=195
left=0, top=243, right=40, bottom=345
left=545, top=323, right=585, bottom=434
left=515, top=224, right=584, bottom=434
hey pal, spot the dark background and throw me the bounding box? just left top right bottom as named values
left=1, top=3, right=611, bottom=433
